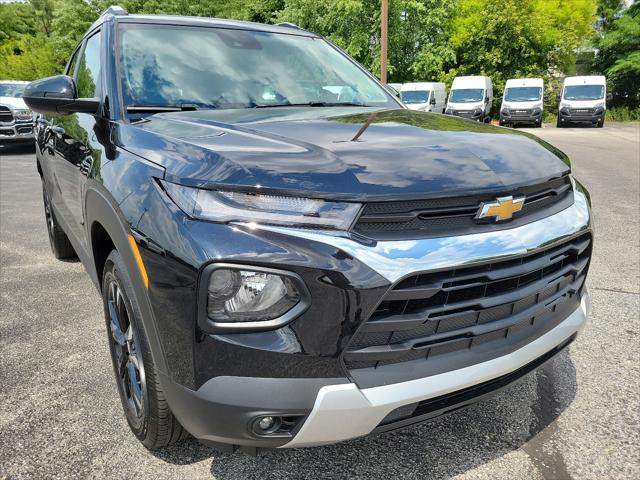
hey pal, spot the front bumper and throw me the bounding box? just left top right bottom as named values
left=558, top=108, right=604, bottom=124
left=152, top=189, right=592, bottom=447
left=284, top=292, right=588, bottom=447
left=0, top=120, right=34, bottom=142
left=500, top=109, right=542, bottom=125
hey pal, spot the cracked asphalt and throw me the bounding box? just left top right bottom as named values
left=1, top=123, right=639, bottom=479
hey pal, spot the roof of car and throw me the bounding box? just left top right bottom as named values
left=90, top=8, right=318, bottom=38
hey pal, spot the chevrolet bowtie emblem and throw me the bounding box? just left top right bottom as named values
left=475, top=195, right=525, bottom=222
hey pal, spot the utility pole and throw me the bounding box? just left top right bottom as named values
left=380, top=0, right=388, bottom=83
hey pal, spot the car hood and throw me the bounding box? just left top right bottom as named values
left=117, top=107, right=570, bottom=201
left=0, top=96, right=27, bottom=110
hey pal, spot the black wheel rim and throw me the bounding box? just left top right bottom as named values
left=107, top=278, right=146, bottom=424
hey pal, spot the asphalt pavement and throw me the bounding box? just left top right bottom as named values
left=1, top=123, right=639, bottom=479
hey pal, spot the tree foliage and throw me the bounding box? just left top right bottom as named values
left=592, top=1, right=640, bottom=108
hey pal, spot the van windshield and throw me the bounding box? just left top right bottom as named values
left=401, top=90, right=430, bottom=104
left=118, top=25, right=397, bottom=111
left=0, top=84, right=26, bottom=98
left=449, top=88, right=484, bottom=103
left=563, top=85, right=604, bottom=101
left=504, top=87, right=542, bottom=102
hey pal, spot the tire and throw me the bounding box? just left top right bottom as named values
left=102, top=250, right=187, bottom=449
left=42, top=181, right=76, bottom=260
left=556, top=118, right=563, bottom=128
left=597, top=118, right=604, bottom=128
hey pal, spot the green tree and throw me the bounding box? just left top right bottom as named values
left=592, top=1, right=640, bottom=107
left=448, top=0, right=596, bottom=108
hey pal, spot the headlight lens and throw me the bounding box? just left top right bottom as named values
left=560, top=102, right=570, bottom=109
left=207, top=268, right=302, bottom=323
left=13, top=109, right=32, bottom=121
left=163, top=181, right=361, bottom=230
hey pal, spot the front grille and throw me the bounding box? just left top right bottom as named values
left=0, top=106, right=13, bottom=123
left=569, top=108, right=595, bottom=115
left=344, top=234, right=591, bottom=377
left=0, top=128, right=14, bottom=136
left=511, top=109, right=533, bottom=116
left=452, top=110, right=475, bottom=116
left=353, top=175, right=573, bottom=240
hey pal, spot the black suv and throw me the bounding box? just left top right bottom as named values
left=24, top=6, right=593, bottom=452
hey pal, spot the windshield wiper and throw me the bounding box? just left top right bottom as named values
left=126, top=104, right=203, bottom=113
left=254, top=101, right=371, bottom=108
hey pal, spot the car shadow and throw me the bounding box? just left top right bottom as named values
left=149, top=349, right=577, bottom=479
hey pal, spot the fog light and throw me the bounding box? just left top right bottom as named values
left=258, top=416, right=277, bottom=431
left=207, top=267, right=303, bottom=323
left=250, top=414, right=304, bottom=437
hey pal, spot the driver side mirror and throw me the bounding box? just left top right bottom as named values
left=485, top=96, right=490, bottom=104
left=543, top=95, right=550, bottom=102
left=23, top=75, right=100, bottom=115
left=429, top=96, right=436, bottom=105
left=606, top=92, right=613, bottom=102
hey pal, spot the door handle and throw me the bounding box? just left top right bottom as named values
left=79, top=156, right=93, bottom=177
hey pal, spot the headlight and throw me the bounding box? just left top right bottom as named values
left=163, top=181, right=361, bottom=230
left=560, top=102, right=570, bottom=109
left=206, top=267, right=303, bottom=324
left=594, top=102, right=605, bottom=109
left=13, top=109, right=32, bottom=121
left=200, top=264, right=310, bottom=331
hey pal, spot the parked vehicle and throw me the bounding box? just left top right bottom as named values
left=499, top=78, right=544, bottom=128
left=557, top=76, right=608, bottom=128
left=0, top=80, right=35, bottom=144
left=400, top=82, right=447, bottom=113
left=446, top=76, right=493, bottom=122
left=24, top=6, right=593, bottom=452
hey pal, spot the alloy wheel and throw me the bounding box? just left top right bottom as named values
left=107, top=278, right=146, bottom=425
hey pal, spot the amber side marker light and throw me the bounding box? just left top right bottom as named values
left=128, top=234, right=149, bottom=289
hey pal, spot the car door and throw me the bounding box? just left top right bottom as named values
left=38, top=46, right=81, bottom=211
left=51, top=30, right=103, bottom=249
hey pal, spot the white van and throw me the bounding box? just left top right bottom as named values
left=446, top=76, right=493, bottom=122
left=499, top=78, right=544, bottom=128
left=558, top=76, right=608, bottom=128
left=400, top=82, right=447, bottom=113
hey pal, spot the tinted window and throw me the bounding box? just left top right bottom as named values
left=449, top=88, right=484, bottom=103
left=118, top=25, right=396, bottom=110
left=401, top=91, right=429, bottom=104
left=504, top=87, right=542, bottom=102
left=76, top=32, right=101, bottom=98
left=563, top=85, right=604, bottom=101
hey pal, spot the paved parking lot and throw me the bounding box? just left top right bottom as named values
left=1, top=123, right=639, bottom=479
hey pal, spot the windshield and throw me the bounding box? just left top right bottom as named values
left=504, top=87, right=542, bottom=102
left=401, top=90, right=430, bottom=104
left=449, top=88, right=484, bottom=103
left=118, top=25, right=396, bottom=111
left=563, top=85, right=604, bottom=101
left=0, top=84, right=26, bottom=98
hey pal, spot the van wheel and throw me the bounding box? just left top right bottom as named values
left=597, top=119, right=604, bottom=128
left=556, top=118, right=563, bottom=128
left=102, top=250, right=188, bottom=449
left=42, top=182, right=76, bottom=260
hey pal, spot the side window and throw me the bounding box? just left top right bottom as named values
left=76, top=31, right=102, bottom=98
